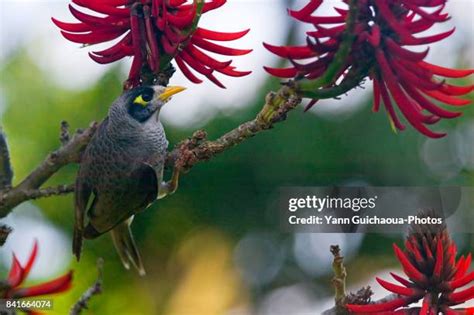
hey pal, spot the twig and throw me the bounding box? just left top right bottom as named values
left=0, top=128, right=13, bottom=190
left=22, top=184, right=75, bottom=200
left=16, top=122, right=97, bottom=190
left=322, top=246, right=372, bottom=315
left=0, top=224, right=12, bottom=247
left=322, top=245, right=350, bottom=315
left=331, top=245, right=347, bottom=307
left=167, top=83, right=300, bottom=172
left=70, top=258, right=104, bottom=315
left=60, top=121, right=71, bottom=145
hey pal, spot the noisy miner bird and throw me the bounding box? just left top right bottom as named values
left=73, top=85, right=185, bottom=275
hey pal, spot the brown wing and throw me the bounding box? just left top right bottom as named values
left=83, top=163, right=158, bottom=238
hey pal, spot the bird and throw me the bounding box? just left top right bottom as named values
left=73, top=85, right=185, bottom=275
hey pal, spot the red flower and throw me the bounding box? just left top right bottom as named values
left=264, top=0, right=474, bottom=138
left=52, top=0, right=252, bottom=88
left=346, top=214, right=474, bottom=314
left=1, top=240, right=73, bottom=314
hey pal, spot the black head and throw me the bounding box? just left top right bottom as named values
left=127, top=86, right=157, bottom=123
left=122, top=85, right=186, bottom=123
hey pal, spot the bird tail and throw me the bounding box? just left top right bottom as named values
left=72, top=226, right=83, bottom=261
left=110, top=217, right=146, bottom=276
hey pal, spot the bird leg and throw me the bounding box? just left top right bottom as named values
left=157, top=167, right=180, bottom=199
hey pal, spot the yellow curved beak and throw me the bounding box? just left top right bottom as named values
left=158, top=86, right=186, bottom=102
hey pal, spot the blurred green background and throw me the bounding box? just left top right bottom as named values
left=0, top=49, right=472, bottom=314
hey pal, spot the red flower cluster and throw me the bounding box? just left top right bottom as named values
left=52, top=0, right=251, bottom=88
left=265, top=0, right=474, bottom=138
left=1, top=241, right=73, bottom=314
left=346, top=217, right=474, bottom=314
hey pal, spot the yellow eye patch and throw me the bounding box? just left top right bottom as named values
left=133, top=95, right=148, bottom=107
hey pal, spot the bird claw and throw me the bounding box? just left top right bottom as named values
left=158, top=167, right=180, bottom=199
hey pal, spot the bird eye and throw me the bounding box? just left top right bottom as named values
left=142, top=92, right=153, bottom=102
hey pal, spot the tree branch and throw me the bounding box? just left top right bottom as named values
left=322, top=245, right=349, bottom=315
left=0, top=122, right=98, bottom=217
left=167, top=83, right=300, bottom=172
left=0, top=84, right=300, bottom=217
left=70, top=258, right=103, bottom=315
left=21, top=184, right=75, bottom=201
